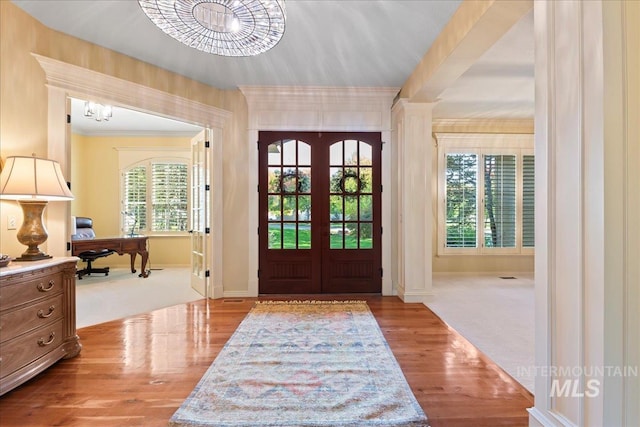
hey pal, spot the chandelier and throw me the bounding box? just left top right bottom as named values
left=138, top=0, right=286, bottom=57
left=84, top=101, right=113, bottom=122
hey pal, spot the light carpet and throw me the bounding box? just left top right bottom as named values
left=75, top=268, right=203, bottom=328
left=170, top=300, right=428, bottom=427
left=427, top=273, right=534, bottom=392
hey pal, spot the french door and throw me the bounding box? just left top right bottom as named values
left=190, top=129, right=209, bottom=297
left=258, top=131, right=382, bottom=294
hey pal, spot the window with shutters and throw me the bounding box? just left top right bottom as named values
left=122, top=158, right=189, bottom=235
left=437, top=134, right=534, bottom=255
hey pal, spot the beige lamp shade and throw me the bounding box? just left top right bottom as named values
left=0, top=155, right=74, bottom=261
left=0, top=156, right=74, bottom=201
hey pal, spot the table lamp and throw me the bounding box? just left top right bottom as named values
left=0, top=155, right=74, bottom=261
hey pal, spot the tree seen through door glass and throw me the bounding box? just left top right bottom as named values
left=267, top=140, right=312, bottom=249
left=329, top=140, right=374, bottom=249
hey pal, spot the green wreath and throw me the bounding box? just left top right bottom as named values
left=339, top=170, right=363, bottom=194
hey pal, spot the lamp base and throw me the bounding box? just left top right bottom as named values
left=14, top=200, right=51, bottom=262
left=14, top=253, right=53, bottom=262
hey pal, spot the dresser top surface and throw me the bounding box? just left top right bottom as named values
left=0, top=257, right=78, bottom=277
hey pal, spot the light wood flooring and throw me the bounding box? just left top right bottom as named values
left=0, top=296, right=533, bottom=426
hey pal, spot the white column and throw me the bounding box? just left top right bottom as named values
left=391, top=100, right=434, bottom=303
left=531, top=1, right=639, bottom=425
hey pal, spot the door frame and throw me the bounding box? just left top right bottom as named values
left=35, top=54, right=231, bottom=299
left=241, top=86, right=398, bottom=297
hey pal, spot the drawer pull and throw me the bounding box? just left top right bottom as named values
left=37, top=280, right=55, bottom=292
left=37, top=305, right=56, bottom=318
left=37, top=332, right=56, bottom=347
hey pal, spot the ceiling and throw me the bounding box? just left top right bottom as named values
left=14, top=1, right=534, bottom=134
left=70, top=98, right=203, bottom=136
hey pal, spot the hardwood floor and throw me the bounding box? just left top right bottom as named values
left=0, top=296, right=533, bottom=426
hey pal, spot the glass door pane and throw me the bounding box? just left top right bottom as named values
left=329, top=139, right=374, bottom=250
left=267, top=139, right=312, bottom=250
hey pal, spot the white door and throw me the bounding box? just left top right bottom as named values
left=190, top=129, right=209, bottom=297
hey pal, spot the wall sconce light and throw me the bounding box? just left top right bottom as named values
left=0, top=155, right=74, bottom=261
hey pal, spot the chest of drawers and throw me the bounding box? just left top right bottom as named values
left=0, top=257, right=81, bottom=396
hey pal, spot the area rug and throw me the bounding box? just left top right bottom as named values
left=169, top=300, right=428, bottom=427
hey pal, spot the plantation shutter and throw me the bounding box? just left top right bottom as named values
left=483, top=155, right=516, bottom=248
left=124, top=165, right=147, bottom=233
left=445, top=153, right=477, bottom=247
left=151, top=162, right=188, bottom=232
left=522, top=155, right=535, bottom=247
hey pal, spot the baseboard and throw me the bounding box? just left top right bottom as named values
left=528, top=407, right=569, bottom=427
left=397, top=291, right=430, bottom=303
left=96, top=263, right=189, bottom=269
left=223, top=290, right=251, bottom=298
left=211, top=284, right=224, bottom=299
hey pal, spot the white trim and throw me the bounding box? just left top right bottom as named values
left=209, top=127, right=225, bottom=299
left=531, top=0, right=638, bottom=422
left=119, top=155, right=190, bottom=236
left=34, top=55, right=231, bottom=300
left=33, top=54, right=231, bottom=128
left=114, top=147, right=190, bottom=152
left=240, top=85, right=398, bottom=297
left=81, top=130, right=200, bottom=138
left=435, top=133, right=535, bottom=256
left=223, top=290, right=251, bottom=298
left=390, top=100, right=435, bottom=302
left=434, top=132, right=534, bottom=148
left=433, top=118, right=534, bottom=133
left=528, top=407, right=563, bottom=427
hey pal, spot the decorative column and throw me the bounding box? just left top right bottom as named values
left=531, top=0, right=639, bottom=425
left=391, top=100, right=435, bottom=302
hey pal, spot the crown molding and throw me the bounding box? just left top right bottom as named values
left=32, top=54, right=231, bottom=129
left=73, top=130, right=201, bottom=138
left=239, top=85, right=400, bottom=106
left=432, top=118, right=534, bottom=134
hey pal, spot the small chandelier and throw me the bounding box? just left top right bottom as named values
left=138, top=0, right=286, bottom=57
left=84, top=101, right=113, bottom=122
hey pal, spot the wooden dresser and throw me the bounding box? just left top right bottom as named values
left=0, top=257, right=81, bottom=396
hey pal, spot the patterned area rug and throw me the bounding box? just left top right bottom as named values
left=170, top=300, right=428, bottom=427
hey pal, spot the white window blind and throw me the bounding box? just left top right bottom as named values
left=437, top=133, right=534, bottom=255
left=445, top=153, right=477, bottom=248
left=151, top=162, right=188, bottom=232
left=522, top=155, right=535, bottom=247
left=123, top=165, right=147, bottom=234
left=121, top=155, right=189, bottom=235
left=483, top=154, right=516, bottom=248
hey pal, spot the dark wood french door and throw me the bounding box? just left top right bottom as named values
left=258, top=131, right=382, bottom=294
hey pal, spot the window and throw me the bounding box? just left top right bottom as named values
left=437, top=134, right=534, bottom=255
left=122, top=158, right=189, bottom=235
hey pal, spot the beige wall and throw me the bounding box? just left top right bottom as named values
left=71, top=134, right=192, bottom=268
left=219, top=90, right=250, bottom=290
left=0, top=3, right=250, bottom=290
left=1, top=1, right=534, bottom=286
left=0, top=2, right=51, bottom=257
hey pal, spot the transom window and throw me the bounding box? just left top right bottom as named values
left=437, top=134, right=534, bottom=255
